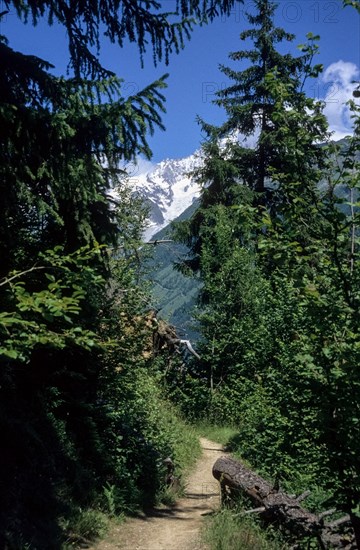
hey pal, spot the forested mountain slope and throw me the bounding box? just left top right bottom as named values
left=146, top=137, right=358, bottom=338
left=146, top=200, right=201, bottom=337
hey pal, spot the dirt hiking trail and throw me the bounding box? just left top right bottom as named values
left=89, top=438, right=226, bottom=550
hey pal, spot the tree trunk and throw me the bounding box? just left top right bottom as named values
left=350, top=512, right=360, bottom=549
left=213, top=456, right=356, bottom=548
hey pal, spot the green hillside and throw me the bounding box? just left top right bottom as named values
left=146, top=200, right=201, bottom=337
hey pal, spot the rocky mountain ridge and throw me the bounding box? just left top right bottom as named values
left=132, top=151, right=203, bottom=240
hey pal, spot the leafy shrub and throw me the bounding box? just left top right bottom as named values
left=62, top=508, right=109, bottom=542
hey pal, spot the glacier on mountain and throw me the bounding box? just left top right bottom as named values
left=131, top=151, right=203, bottom=241
left=125, top=134, right=260, bottom=240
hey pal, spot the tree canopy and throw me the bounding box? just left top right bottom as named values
left=171, top=0, right=360, bottom=545
left=0, top=1, right=247, bottom=546
left=4, top=0, right=242, bottom=76
left=2, top=0, right=360, bottom=546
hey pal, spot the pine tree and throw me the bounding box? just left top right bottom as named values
left=206, top=0, right=328, bottom=198
left=0, top=2, right=247, bottom=545
left=5, top=0, right=243, bottom=77
left=174, top=3, right=360, bottom=543
left=175, top=0, right=329, bottom=277
left=0, top=0, right=245, bottom=274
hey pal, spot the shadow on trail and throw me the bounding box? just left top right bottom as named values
left=138, top=503, right=214, bottom=521
left=184, top=492, right=219, bottom=499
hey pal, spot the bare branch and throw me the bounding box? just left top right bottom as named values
left=327, top=515, right=351, bottom=528
left=296, top=490, right=311, bottom=502
left=213, top=457, right=356, bottom=547
left=318, top=509, right=336, bottom=520
left=243, top=506, right=266, bottom=515
left=146, top=239, right=174, bottom=245
left=0, top=266, right=47, bottom=287
left=179, top=339, right=201, bottom=359
left=167, top=338, right=201, bottom=359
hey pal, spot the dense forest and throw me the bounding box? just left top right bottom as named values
left=1, top=0, right=360, bottom=548
left=171, top=0, right=360, bottom=546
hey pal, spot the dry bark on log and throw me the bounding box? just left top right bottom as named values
left=213, top=456, right=356, bottom=549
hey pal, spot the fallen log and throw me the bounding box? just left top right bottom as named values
left=212, top=456, right=356, bottom=549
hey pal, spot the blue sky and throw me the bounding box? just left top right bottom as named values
left=1, top=0, right=359, bottom=165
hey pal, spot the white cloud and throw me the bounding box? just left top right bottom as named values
left=120, top=157, right=155, bottom=177
left=135, top=157, right=156, bottom=175
left=219, top=128, right=260, bottom=150
left=321, top=61, right=360, bottom=140
left=238, top=130, right=260, bottom=149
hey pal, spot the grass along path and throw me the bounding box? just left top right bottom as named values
left=88, top=438, right=227, bottom=550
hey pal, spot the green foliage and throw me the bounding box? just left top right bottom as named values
left=1, top=0, right=358, bottom=546
left=102, top=483, right=119, bottom=517
left=1, top=1, right=231, bottom=546
left=344, top=0, right=360, bottom=13
left=0, top=246, right=104, bottom=362
left=0, top=37, right=170, bottom=276
left=172, top=1, right=360, bottom=544
left=199, top=0, right=328, bottom=198
left=63, top=508, right=109, bottom=542
left=0, top=238, right=202, bottom=546
left=174, top=0, right=328, bottom=276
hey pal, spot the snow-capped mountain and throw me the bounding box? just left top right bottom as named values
left=132, top=151, right=203, bottom=241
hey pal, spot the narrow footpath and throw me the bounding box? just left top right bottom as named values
left=89, top=438, right=226, bottom=550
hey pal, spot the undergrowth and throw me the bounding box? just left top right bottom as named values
left=193, top=422, right=326, bottom=548
left=202, top=508, right=288, bottom=550
left=194, top=423, right=287, bottom=550
left=194, top=422, right=238, bottom=446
